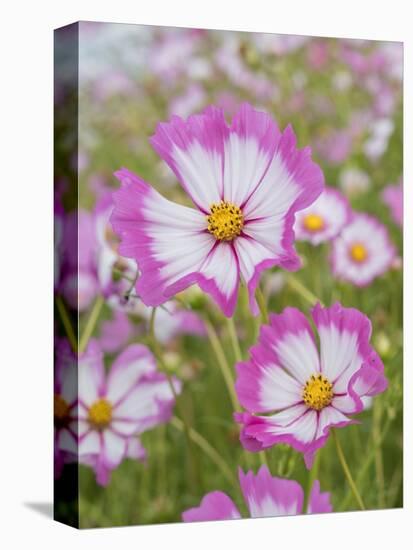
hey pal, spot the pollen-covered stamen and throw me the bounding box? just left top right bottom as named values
left=349, top=242, right=368, bottom=263
left=54, top=394, right=71, bottom=428
left=303, top=213, right=325, bottom=232
left=303, top=374, right=333, bottom=411
left=88, top=398, right=113, bottom=429
left=207, top=200, right=244, bottom=241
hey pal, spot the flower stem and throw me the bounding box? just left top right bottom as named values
left=255, top=286, right=269, bottom=324
left=341, top=417, right=392, bottom=510
left=227, top=317, right=243, bottom=363
left=287, top=275, right=324, bottom=307
left=204, top=318, right=240, bottom=411
left=78, top=295, right=104, bottom=354
left=332, top=429, right=366, bottom=510
left=149, top=308, right=199, bottom=487
left=170, top=416, right=238, bottom=491
left=304, top=449, right=321, bottom=512
left=56, top=296, right=77, bottom=353
left=373, top=399, right=386, bottom=508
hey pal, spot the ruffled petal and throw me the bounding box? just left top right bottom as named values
left=150, top=106, right=228, bottom=211
left=239, top=466, right=303, bottom=518
left=78, top=340, right=106, bottom=407
left=311, top=302, right=375, bottom=392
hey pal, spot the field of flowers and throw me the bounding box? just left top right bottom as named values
left=54, top=22, right=403, bottom=528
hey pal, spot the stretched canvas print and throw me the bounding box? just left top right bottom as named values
left=54, top=21, right=403, bottom=528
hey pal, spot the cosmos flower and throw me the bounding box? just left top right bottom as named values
left=382, top=182, right=403, bottom=227
left=54, top=339, right=78, bottom=479
left=330, top=213, right=395, bottom=286
left=111, top=103, right=324, bottom=317
left=78, top=340, right=180, bottom=485
left=294, top=187, right=351, bottom=245
left=182, top=465, right=332, bottom=522
left=235, top=303, right=387, bottom=468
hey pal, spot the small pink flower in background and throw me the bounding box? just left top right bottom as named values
left=338, top=167, right=370, bottom=197
left=330, top=213, right=395, bottom=286
left=382, top=181, right=403, bottom=227
left=99, top=310, right=134, bottom=354
left=294, top=187, right=351, bottom=245
left=111, top=103, right=324, bottom=317
left=54, top=340, right=78, bottom=479
left=235, top=303, right=387, bottom=468
left=60, top=210, right=98, bottom=311
left=182, top=465, right=331, bottom=522
left=78, top=340, right=180, bottom=486
left=168, top=83, right=206, bottom=119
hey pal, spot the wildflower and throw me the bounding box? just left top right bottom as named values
left=111, top=103, right=324, bottom=317
left=294, top=187, right=351, bottom=245
left=182, top=465, right=331, bottom=521
left=331, top=213, right=395, bottom=286
left=78, top=340, right=180, bottom=485
left=235, top=303, right=387, bottom=468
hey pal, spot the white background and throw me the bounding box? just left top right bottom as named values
left=0, top=0, right=410, bottom=548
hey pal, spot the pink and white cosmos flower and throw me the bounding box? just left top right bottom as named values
left=182, top=465, right=332, bottom=522
left=330, top=213, right=395, bottom=286
left=294, top=187, right=351, bottom=245
left=111, top=103, right=324, bottom=317
left=235, top=303, right=388, bottom=468
left=78, top=340, right=180, bottom=485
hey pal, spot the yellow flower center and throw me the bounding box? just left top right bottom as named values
left=207, top=200, right=244, bottom=241
left=349, top=242, right=368, bottom=263
left=88, top=398, right=113, bottom=429
left=303, top=213, right=325, bottom=232
left=303, top=374, right=333, bottom=411
left=54, top=394, right=70, bottom=424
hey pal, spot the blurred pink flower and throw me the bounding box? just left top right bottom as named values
left=382, top=181, right=403, bottom=227
left=78, top=340, right=180, bottom=485
left=183, top=465, right=331, bottom=521
left=294, top=187, right=351, bottom=245
left=331, top=213, right=396, bottom=286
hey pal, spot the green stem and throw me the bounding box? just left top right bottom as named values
left=373, top=399, right=386, bottom=508
left=227, top=317, right=242, bottom=363
left=255, top=286, right=269, bottom=324
left=287, top=275, right=324, bottom=307
left=56, top=296, right=77, bottom=353
left=170, top=416, right=238, bottom=491
left=332, top=429, right=365, bottom=510
left=78, top=295, right=104, bottom=353
left=304, top=450, right=321, bottom=512
left=204, top=318, right=239, bottom=411
left=149, top=308, right=199, bottom=486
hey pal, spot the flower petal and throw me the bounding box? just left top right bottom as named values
left=106, top=344, right=156, bottom=404
left=150, top=106, right=228, bottom=211
left=261, top=308, right=320, bottom=384
left=222, top=103, right=280, bottom=206
left=182, top=491, right=241, bottom=522
left=239, top=466, right=303, bottom=518
left=307, top=480, right=333, bottom=514
left=78, top=340, right=105, bottom=406
left=311, top=302, right=374, bottom=392
left=102, top=430, right=127, bottom=468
